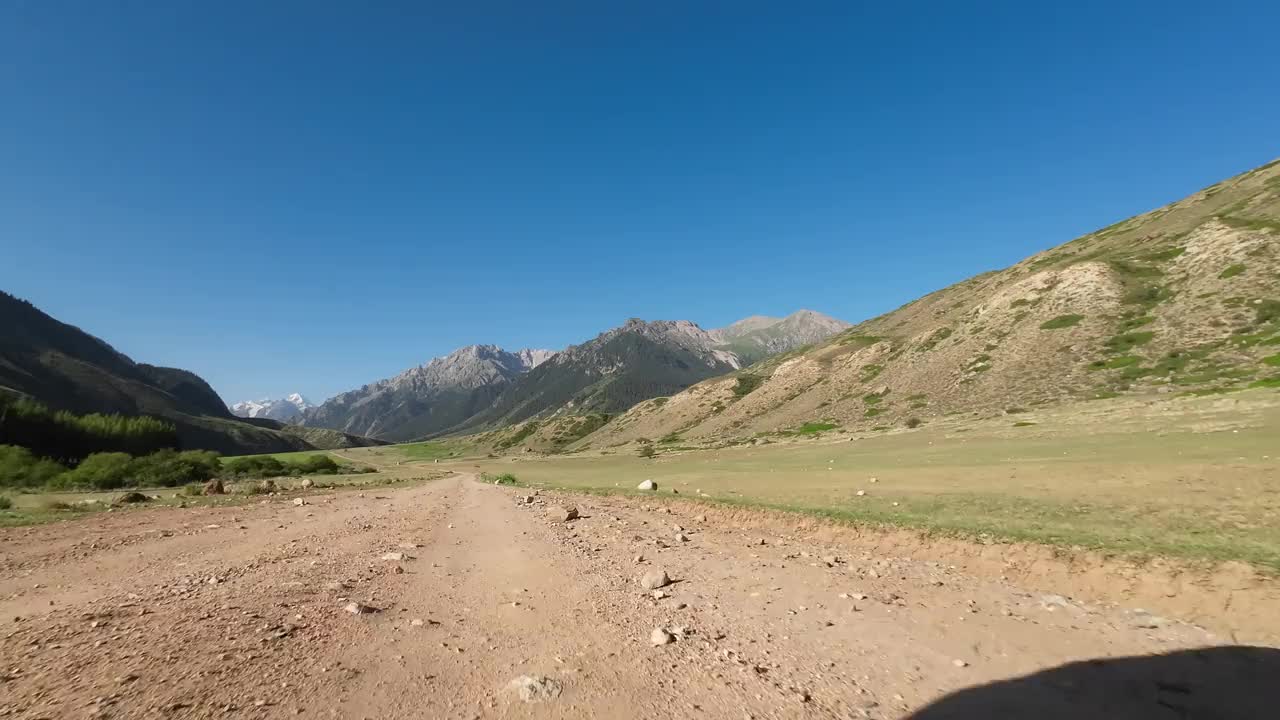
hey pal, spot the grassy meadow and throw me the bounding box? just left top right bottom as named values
left=468, top=406, right=1280, bottom=571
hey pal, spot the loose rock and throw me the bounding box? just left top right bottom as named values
left=300, top=478, right=314, bottom=489
left=640, top=569, right=671, bottom=590
left=203, top=480, right=225, bottom=496
left=637, top=479, right=658, bottom=491
left=549, top=505, right=579, bottom=522
left=650, top=628, right=674, bottom=646
left=343, top=602, right=377, bottom=615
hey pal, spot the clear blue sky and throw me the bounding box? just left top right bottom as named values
left=3, top=2, right=1278, bottom=404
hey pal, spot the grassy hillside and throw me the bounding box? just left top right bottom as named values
left=578, top=158, right=1280, bottom=449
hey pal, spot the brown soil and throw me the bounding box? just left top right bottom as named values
left=1, top=474, right=1275, bottom=719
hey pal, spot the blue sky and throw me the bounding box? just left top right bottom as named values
left=3, top=2, right=1278, bottom=404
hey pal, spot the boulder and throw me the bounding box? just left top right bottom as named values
left=637, top=479, right=658, bottom=491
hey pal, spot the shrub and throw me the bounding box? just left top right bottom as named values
left=286, top=454, right=340, bottom=475
left=1105, top=331, right=1155, bottom=353
left=904, top=417, right=923, bottom=429
left=57, top=452, right=134, bottom=490
left=638, top=445, right=657, bottom=459
left=485, top=472, right=518, bottom=486
left=1219, top=264, right=1246, bottom=279
left=1264, top=354, right=1280, bottom=367
left=0, top=444, right=68, bottom=489
left=222, top=456, right=287, bottom=478
left=129, top=449, right=221, bottom=487
left=0, top=495, right=12, bottom=510
left=1040, top=314, right=1083, bottom=330
left=731, top=375, right=763, bottom=399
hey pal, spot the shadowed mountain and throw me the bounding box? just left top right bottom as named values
left=0, top=291, right=378, bottom=454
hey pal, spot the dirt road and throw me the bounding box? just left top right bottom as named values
left=2, top=474, right=1276, bottom=719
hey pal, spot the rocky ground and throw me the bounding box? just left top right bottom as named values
left=1, top=474, right=1276, bottom=719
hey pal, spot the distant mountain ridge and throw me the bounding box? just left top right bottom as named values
left=299, top=311, right=849, bottom=442
left=709, top=309, right=852, bottom=364
left=231, top=393, right=314, bottom=421
left=297, top=344, right=555, bottom=442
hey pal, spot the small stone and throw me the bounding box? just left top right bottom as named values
left=392, top=565, right=404, bottom=575
left=855, top=490, right=866, bottom=497
left=652, top=590, right=668, bottom=599
left=381, top=552, right=408, bottom=561
left=640, top=569, right=671, bottom=590
left=637, top=479, right=658, bottom=491
left=549, top=505, right=579, bottom=522
left=300, top=478, right=314, bottom=489
left=822, top=555, right=839, bottom=566
left=756, top=538, right=767, bottom=546
left=694, top=514, right=707, bottom=522
left=952, top=659, right=968, bottom=668
left=633, top=554, right=644, bottom=563
left=650, top=628, right=674, bottom=646
left=324, top=581, right=348, bottom=592
left=675, top=533, right=689, bottom=542
left=523, top=495, right=536, bottom=504
left=344, top=602, right=377, bottom=615
left=410, top=619, right=424, bottom=627
left=292, top=498, right=306, bottom=507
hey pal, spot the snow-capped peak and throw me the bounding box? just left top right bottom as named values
left=230, top=393, right=313, bottom=421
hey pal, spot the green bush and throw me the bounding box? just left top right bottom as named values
left=638, top=445, right=657, bottom=459
left=57, top=452, right=134, bottom=490
left=1040, top=314, right=1083, bottom=330
left=1218, top=264, right=1246, bottom=279
left=485, top=472, right=518, bottom=486
left=285, top=454, right=340, bottom=475
left=904, top=417, right=923, bottom=429
left=731, top=375, right=763, bottom=398
left=222, top=456, right=288, bottom=478
left=0, top=444, right=68, bottom=489
left=0, top=495, right=12, bottom=510
left=129, top=449, right=221, bottom=487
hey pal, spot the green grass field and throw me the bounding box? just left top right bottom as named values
left=472, top=409, right=1280, bottom=572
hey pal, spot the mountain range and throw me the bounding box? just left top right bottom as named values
left=7, top=157, right=1277, bottom=459
left=294, top=311, right=847, bottom=441
left=231, top=393, right=315, bottom=421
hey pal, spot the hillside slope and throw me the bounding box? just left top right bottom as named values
left=580, top=158, right=1280, bottom=449
left=0, top=291, right=374, bottom=455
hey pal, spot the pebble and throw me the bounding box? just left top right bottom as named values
left=952, top=659, right=968, bottom=668
left=650, top=628, right=674, bottom=646
left=549, top=506, right=579, bottom=522
left=637, top=479, right=658, bottom=491
left=380, top=552, right=409, bottom=561
left=292, top=498, right=306, bottom=506
left=344, top=602, right=377, bottom=615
